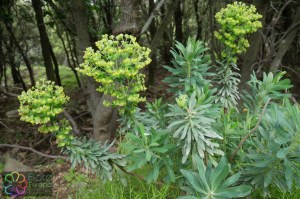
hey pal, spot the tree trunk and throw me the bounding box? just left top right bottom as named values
left=4, top=23, right=35, bottom=86
left=49, top=46, right=61, bottom=86
left=7, top=37, right=21, bottom=84
left=150, top=1, right=178, bottom=51
left=6, top=37, right=27, bottom=90
left=32, top=0, right=56, bottom=83
left=269, top=7, right=300, bottom=72
left=71, top=0, right=101, bottom=111
left=0, top=25, right=4, bottom=84
left=93, top=0, right=143, bottom=141
left=238, top=0, right=268, bottom=99
left=147, top=0, right=157, bottom=86
left=208, top=0, right=215, bottom=64
left=174, top=0, right=183, bottom=42
left=101, top=0, right=114, bottom=34
left=71, top=0, right=114, bottom=141
left=194, top=0, right=201, bottom=40
left=113, top=0, right=142, bottom=35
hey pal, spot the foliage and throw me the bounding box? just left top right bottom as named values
left=63, top=138, right=126, bottom=182
left=121, top=125, right=177, bottom=183
left=18, top=80, right=69, bottom=133
left=64, top=169, right=89, bottom=187
left=213, top=1, right=262, bottom=109
left=215, top=1, right=262, bottom=62
left=78, top=34, right=151, bottom=114
left=119, top=99, right=167, bottom=135
left=163, top=37, right=213, bottom=95
left=214, top=60, right=240, bottom=109
left=166, top=89, right=223, bottom=163
left=55, top=119, right=74, bottom=147
left=12, top=3, right=298, bottom=197
left=179, top=156, right=251, bottom=199
left=242, top=101, right=300, bottom=196
left=242, top=71, right=292, bottom=113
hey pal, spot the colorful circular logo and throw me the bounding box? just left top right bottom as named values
left=3, top=172, right=28, bottom=196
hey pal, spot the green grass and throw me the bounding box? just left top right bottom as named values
left=73, top=176, right=181, bottom=199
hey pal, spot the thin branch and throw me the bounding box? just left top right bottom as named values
left=139, top=0, right=166, bottom=36
left=73, top=111, right=89, bottom=120
left=63, top=110, right=80, bottom=135
left=0, top=121, right=14, bottom=132
left=282, top=65, right=300, bottom=79
left=0, top=144, right=67, bottom=159
left=230, top=98, right=271, bottom=162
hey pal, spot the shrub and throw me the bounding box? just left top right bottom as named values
left=16, top=3, right=300, bottom=198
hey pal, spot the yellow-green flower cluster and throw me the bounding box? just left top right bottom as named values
left=215, top=2, right=262, bottom=62
left=55, top=119, right=74, bottom=147
left=78, top=34, right=151, bottom=114
left=18, top=80, right=69, bottom=133
left=176, top=94, right=188, bottom=108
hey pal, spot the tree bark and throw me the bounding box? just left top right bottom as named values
left=32, top=0, right=57, bottom=83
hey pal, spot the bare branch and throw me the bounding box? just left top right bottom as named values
left=0, top=144, right=67, bottom=159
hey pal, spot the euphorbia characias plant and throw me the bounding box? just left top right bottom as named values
left=215, top=1, right=262, bottom=62
left=77, top=34, right=151, bottom=115
left=18, top=80, right=74, bottom=147
left=214, top=1, right=262, bottom=109
left=18, top=80, right=126, bottom=181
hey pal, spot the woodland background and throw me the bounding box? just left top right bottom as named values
left=0, top=0, right=300, bottom=198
